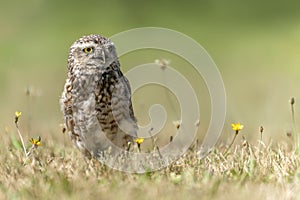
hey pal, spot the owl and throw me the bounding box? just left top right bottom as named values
left=60, top=34, right=137, bottom=159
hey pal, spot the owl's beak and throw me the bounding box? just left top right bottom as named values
left=93, top=49, right=105, bottom=64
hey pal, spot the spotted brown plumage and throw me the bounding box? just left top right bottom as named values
left=60, top=34, right=137, bottom=158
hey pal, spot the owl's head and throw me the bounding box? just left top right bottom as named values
left=68, top=34, right=118, bottom=72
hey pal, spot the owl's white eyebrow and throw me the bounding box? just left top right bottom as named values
left=72, top=43, right=95, bottom=49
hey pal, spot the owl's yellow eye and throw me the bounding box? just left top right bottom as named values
left=83, top=47, right=94, bottom=53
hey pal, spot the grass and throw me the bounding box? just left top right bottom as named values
left=1, top=125, right=300, bottom=200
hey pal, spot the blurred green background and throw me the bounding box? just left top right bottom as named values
left=1, top=0, right=300, bottom=145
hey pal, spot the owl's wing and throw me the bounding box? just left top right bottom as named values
left=111, top=73, right=138, bottom=138
left=122, top=75, right=137, bottom=123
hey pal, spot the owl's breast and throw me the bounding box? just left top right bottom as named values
left=71, top=71, right=101, bottom=99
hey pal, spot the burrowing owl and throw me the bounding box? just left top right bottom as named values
left=60, top=34, right=137, bottom=158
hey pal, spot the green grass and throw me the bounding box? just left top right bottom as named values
left=0, top=136, right=299, bottom=200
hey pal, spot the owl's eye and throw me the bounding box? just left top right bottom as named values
left=83, top=47, right=94, bottom=53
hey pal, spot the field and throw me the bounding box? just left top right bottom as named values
left=1, top=127, right=299, bottom=199
left=1, top=0, right=300, bottom=199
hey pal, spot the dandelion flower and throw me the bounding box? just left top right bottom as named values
left=134, top=138, right=144, bottom=145
left=15, top=111, right=22, bottom=118
left=231, top=123, right=244, bottom=132
left=225, top=123, right=244, bottom=154
left=30, top=136, right=42, bottom=147
left=14, top=111, right=22, bottom=123
left=134, top=138, right=144, bottom=152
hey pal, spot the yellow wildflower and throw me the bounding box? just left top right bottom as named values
left=15, top=111, right=22, bottom=118
left=14, top=111, right=22, bottom=123
left=134, top=138, right=144, bottom=145
left=30, top=136, right=42, bottom=147
left=231, top=123, right=244, bottom=132
left=225, top=123, right=244, bottom=154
